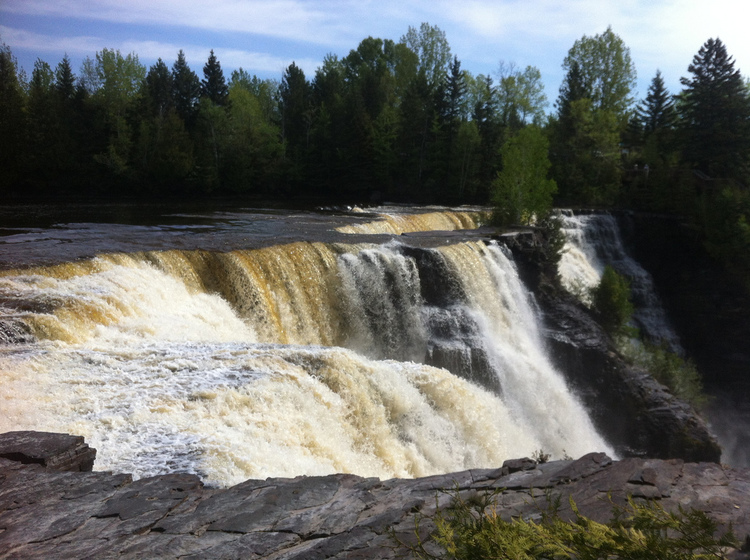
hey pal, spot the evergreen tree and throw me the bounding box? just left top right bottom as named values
left=679, top=38, right=750, bottom=180
left=171, top=50, right=200, bottom=124
left=201, top=50, right=229, bottom=107
left=279, top=62, right=312, bottom=183
left=144, top=58, right=174, bottom=117
left=55, top=55, right=76, bottom=102
left=636, top=70, right=676, bottom=136
left=27, top=59, right=59, bottom=187
left=0, top=42, right=27, bottom=195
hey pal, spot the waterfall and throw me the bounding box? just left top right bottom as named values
left=559, top=212, right=682, bottom=351
left=0, top=218, right=612, bottom=487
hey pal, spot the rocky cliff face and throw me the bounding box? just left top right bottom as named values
left=501, top=228, right=722, bottom=463
left=0, top=432, right=747, bottom=559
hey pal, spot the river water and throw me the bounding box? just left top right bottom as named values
left=0, top=204, right=615, bottom=487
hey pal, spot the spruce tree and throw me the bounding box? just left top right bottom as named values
left=171, top=50, right=200, bottom=124
left=679, top=38, right=750, bottom=180
left=201, top=50, right=229, bottom=107
left=55, top=55, right=76, bottom=102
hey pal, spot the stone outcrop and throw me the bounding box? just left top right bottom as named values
left=1, top=432, right=748, bottom=559
left=502, top=228, right=723, bottom=463
left=0, top=431, right=96, bottom=472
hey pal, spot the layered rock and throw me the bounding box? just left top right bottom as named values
left=0, top=432, right=748, bottom=559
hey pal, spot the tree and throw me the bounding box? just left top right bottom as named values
left=171, top=50, right=200, bottom=124
left=551, top=28, right=633, bottom=204
left=492, top=125, right=557, bottom=225
left=400, top=22, right=451, bottom=91
left=88, top=49, right=146, bottom=180
left=0, top=42, right=27, bottom=194
left=201, top=50, right=229, bottom=106
left=279, top=62, right=312, bottom=182
left=592, top=265, right=634, bottom=335
left=496, top=62, right=547, bottom=131
left=561, top=26, right=637, bottom=124
left=143, top=58, right=174, bottom=117
left=635, top=70, right=677, bottom=136
left=26, top=59, right=59, bottom=186
left=55, top=55, right=76, bottom=102
left=679, top=38, right=750, bottom=181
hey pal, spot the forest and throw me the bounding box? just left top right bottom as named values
left=1, top=24, right=750, bottom=284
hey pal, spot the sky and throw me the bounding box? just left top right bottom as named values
left=1, top=0, right=749, bottom=107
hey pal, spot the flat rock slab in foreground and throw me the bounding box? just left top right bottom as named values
left=1, top=432, right=749, bottom=559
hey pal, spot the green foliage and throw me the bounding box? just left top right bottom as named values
left=592, top=266, right=634, bottom=335
left=405, top=491, right=737, bottom=559
left=698, top=186, right=750, bottom=290
left=621, top=341, right=708, bottom=409
left=550, top=98, right=623, bottom=205
left=492, top=126, right=557, bottom=226
left=562, top=25, right=637, bottom=123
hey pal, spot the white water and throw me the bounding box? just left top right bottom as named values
left=1, top=232, right=612, bottom=487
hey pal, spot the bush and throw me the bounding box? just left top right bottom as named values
left=404, top=490, right=737, bottom=559
left=592, top=266, right=634, bottom=335
left=622, top=341, right=708, bottom=409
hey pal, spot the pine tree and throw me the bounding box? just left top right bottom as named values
left=171, top=50, right=200, bottom=124
left=679, top=38, right=750, bottom=180
left=201, top=50, right=229, bottom=107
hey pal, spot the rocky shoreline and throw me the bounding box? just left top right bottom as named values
left=1, top=431, right=748, bottom=559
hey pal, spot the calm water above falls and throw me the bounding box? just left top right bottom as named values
left=0, top=205, right=612, bottom=486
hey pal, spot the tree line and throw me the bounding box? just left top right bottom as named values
left=1, top=24, right=750, bottom=254
left=0, top=23, right=550, bottom=203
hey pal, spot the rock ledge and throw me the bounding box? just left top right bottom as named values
left=1, top=432, right=748, bottom=559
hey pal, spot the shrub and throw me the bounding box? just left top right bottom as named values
left=404, top=490, right=737, bottom=559
left=592, top=265, right=634, bottom=335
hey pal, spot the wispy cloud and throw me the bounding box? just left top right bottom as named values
left=1, top=0, right=359, bottom=46
left=0, top=25, right=320, bottom=76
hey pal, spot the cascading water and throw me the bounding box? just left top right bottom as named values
left=559, top=211, right=683, bottom=352
left=0, top=208, right=613, bottom=487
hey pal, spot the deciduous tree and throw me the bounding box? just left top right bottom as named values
left=492, top=125, right=557, bottom=225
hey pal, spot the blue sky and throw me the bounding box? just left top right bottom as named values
left=1, top=0, right=748, bottom=105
